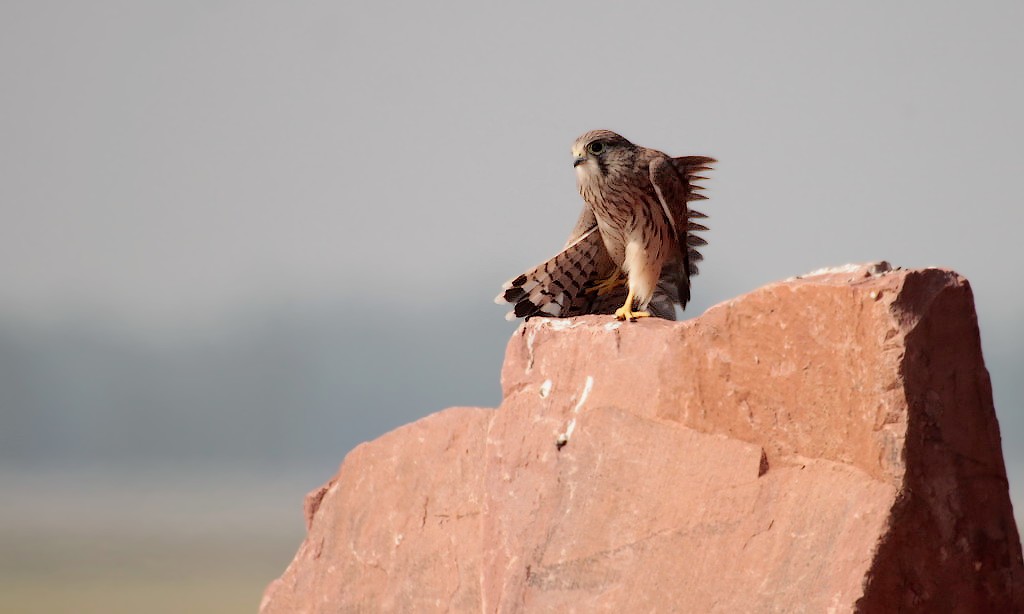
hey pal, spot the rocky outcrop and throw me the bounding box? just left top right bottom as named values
left=261, top=263, right=1023, bottom=613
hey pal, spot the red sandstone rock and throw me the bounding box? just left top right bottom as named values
left=261, top=263, right=1023, bottom=613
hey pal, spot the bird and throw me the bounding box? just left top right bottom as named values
left=496, top=130, right=714, bottom=322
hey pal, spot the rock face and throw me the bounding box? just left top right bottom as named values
left=261, top=263, right=1023, bottom=613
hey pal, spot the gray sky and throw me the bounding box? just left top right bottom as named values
left=2, top=0, right=1022, bottom=535
left=4, top=3, right=1022, bottom=325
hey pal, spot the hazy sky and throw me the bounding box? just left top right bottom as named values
left=2, top=0, right=1022, bottom=530
left=3, top=2, right=1022, bottom=325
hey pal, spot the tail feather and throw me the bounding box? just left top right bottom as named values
left=668, top=155, right=716, bottom=309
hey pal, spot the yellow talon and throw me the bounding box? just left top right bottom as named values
left=587, top=271, right=625, bottom=296
left=614, top=288, right=650, bottom=322
left=614, top=307, right=650, bottom=321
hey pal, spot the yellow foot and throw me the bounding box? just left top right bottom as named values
left=614, top=307, right=651, bottom=322
left=586, top=272, right=625, bottom=296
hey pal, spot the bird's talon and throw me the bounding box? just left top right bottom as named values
left=586, top=274, right=624, bottom=296
left=614, top=307, right=650, bottom=321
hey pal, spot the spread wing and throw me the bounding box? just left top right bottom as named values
left=494, top=226, right=611, bottom=320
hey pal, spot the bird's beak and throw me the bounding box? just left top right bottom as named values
left=573, top=154, right=586, bottom=168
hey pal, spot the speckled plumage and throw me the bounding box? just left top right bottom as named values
left=497, top=130, right=714, bottom=321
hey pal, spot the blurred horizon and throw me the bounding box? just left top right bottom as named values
left=2, top=261, right=1018, bottom=468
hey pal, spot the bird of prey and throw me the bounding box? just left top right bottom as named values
left=496, top=130, right=714, bottom=322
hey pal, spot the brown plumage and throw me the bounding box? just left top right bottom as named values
left=497, top=130, right=714, bottom=322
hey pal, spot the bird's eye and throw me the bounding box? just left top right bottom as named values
left=587, top=142, right=605, bottom=155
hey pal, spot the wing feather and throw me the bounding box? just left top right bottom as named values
left=495, top=227, right=606, bottom=320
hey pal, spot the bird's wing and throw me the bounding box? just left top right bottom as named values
left=649, top=155, right=715, bottom=309
left=495, top=226, right=609, bottom=320
left=496, top=220, right=676, bottom=321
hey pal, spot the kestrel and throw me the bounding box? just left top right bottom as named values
left=496, top=130, right=714, bottom=321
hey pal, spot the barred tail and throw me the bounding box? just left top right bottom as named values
left=672, top=155, right=715, bottom=277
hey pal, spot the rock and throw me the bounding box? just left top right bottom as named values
left=261, top=263, right=1023, bottom=613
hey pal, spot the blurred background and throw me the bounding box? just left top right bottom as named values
left=2, top=2, right=1022, bottom=612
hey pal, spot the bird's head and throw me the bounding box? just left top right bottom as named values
left=572, top=130, right=633, bottom=179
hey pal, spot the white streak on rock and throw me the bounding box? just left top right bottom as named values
left=573, top=376, right=594, bottom=414
left=539, top=379, right=552, bottom=398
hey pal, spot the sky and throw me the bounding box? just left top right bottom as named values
left=3, top=3, right=1023, bottom=328
left=1, top=2, right=1022, bottom=610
